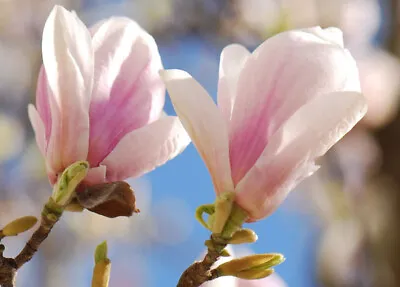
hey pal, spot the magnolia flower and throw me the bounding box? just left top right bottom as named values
left=29, top=6, right=190, bottom=187
left=161, top=27, right=367, bottom=221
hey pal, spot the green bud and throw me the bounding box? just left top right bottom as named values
left=250, top=254, right=285, bottom=271
left=94, top=241, right=108, bottom=264
left=228, top=229, right=258, bottom=244
left=92, top=241, right=111, bottom=287
left=92, top=260, right=111, bottom=287
left=1, top=216, right=38, bottom=236
left=52, top=161, right=89, bottom=206
left=216, top=253, right=285, bottom=276
left=235, top=268, right=274, bottom=280
left=212, top=192, right=236, bottom=234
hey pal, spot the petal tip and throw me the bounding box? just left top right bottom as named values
left=159, top=69, right=191, bottom=82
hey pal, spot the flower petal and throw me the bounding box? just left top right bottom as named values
left=42, top=6, right=93, bottom=173
left=35, top=67, right=52, bottom=142
left=88, top=17, right=165, bottom=166
left=160, top=69, right=234, bottom=195
left=217, top=44, right=250, bottom=125
left=235, top=91, right=367, bottom=220
left=84, top=165, right=107, bottom=185
left=229, top=28, right=360, bottom=185
left=28, top=104, right=46, bottom=156
left=101, top=116, right=190, bottom=181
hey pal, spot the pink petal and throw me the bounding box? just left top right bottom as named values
left=28, top=105, right=46, bottom=156
left=235, top=91, right=367, bottom=220
left=35, top=67, right=51, bottom=142
left=87, top=17, right=164, bottom=166
left=229, top=28, right=360, bottom=185
left=84, top=165, right=107, bottom=185
left=160, top=69, right=234, bottom=195
left=42, top=6, right=93, bottom=173
left=217, top=44, right=250, bottom=125
left=101, top=116, right=190, bottom=181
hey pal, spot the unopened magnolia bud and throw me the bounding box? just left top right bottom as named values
left=95, top=241, right=108, bottom=264
left=1, top=216, right=38, bottom=236
left=216, top=253, right=285, bottom=276
left=212, top=192, right=235, bottom=234
left=235, top=268, right=274, bottom=280
left=92, top=260, right=111, bottom=287
left=92, top=241, right=111, bottom=287
left=228, top=229, right=258, bottom=244
left=52, top=161, right=89, bottom=206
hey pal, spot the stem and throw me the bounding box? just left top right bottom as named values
left=14, top=199, right=63, bottom=268
left=0, top=246, right=16, bottom=287
left=0, top=198, right=63, bottom=286
left=176, top=234, right=227, bottom=287
left=177, top=204, right=248, bottom=287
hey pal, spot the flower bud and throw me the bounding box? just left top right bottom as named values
left=235, top=267, right=274, bottom=280
left=228, top=228, right=258, bottom=244
left=92, top=241, right=111, bottom=287
left=1, top=216, right=38, bottom=237
left=216, top=253, right=285, bottom=277
left=51, top=161, right=89, bottom=206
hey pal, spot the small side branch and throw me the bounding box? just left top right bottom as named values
left=15, top=200, right=63, bottom=268
left=176, top=235, right=227, bottom=287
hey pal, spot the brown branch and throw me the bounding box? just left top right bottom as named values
left=0, top=199, right=63, bottom=286
left=14, top=200, right=63, bottom=268
left=176, top=235, right=227, bottom=287
left=0, top=246, right=16, bottom=287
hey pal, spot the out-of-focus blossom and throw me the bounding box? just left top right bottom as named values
left=28, top=6, right=190, bottom=186
left=318, top=219, right=364, bottom=286
left=337, top=0, right=380, bottom=47
left=235, top=0, right=380, bottom=47
left=334, top=128, right=381, bottom=194
left=355, top=49, right=400, bottom=128
left=236, top=0, right=318, bottom=36
left=161, top=27, right=367, bottom=221
left=0, top=44, right=33, bottom=104
left=81, top=0, right=173, bottom=33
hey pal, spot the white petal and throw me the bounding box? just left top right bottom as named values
left=42, top=6, right=93, bottom=170
left=235, top=91, right=367, bottom=220
left=160, top=69, right=234, bottom=195
left=301, top=26, right=344, bottom=47
left=28, top=104, right=46, bottom=156
left=85, top=165, right=107, bottom=185
left=217, top=44, right=250, bottom=125
left=101, top=116, right=191, bottom=181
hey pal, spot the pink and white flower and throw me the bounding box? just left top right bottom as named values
left=161, top=27, right=367, bottom=221
left=29, top=6, right=190, bottom=186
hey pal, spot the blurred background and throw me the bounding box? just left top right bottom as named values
left=0, top=0, right=400, bottom=286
